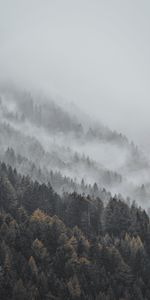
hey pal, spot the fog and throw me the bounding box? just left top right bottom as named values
left=1, top=3, right=150, bottom=295
left=0, top=86, right=150, bottom=209
left=0, top=0, right=150, bottom=149
left=1, top=1, right=150, bottom=208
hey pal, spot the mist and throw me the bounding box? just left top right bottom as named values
left=0, top=0, right=150, bottom=207
left=0, top=0, right=150, bottom=149
left=2, top=2, right=150, bottom=297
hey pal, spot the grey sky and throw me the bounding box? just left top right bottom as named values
left=0, top=0, right=150, bottom=146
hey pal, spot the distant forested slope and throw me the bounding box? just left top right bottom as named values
left=0, top=85, right=149, bottom=207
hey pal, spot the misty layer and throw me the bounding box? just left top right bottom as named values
left=0, top=84, right=149, bottom=208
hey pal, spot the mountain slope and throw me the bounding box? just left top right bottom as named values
left=0, top=84, right=150, bottom=206
left=0, top=162, right=150, bottom=300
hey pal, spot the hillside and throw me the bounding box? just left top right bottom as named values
left=0, top=85, right=149, bottom=207
left=0, top=162, right=150, bottom=300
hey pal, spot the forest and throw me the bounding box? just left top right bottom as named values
left=0, top=87, right=150, bottom=300
left=0, top=86, right=149, bottom=207
left=1, top=1, right=150, bottom=298
left=0, top=162, right=150, bottom=300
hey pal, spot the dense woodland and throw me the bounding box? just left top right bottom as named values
left=0, top=89, right=149, bottom=206
left=1, top=0, right=150, bottom=296
left=1, top=0, right=150, bottom=297
left=0, top=123, right=123, bottom=189
left=1, top=162, right=150, bottom=299
left=1, top=87, right=150, bottom=299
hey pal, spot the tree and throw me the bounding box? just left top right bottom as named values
left=67, top=275, right=81, bottom=299
left=28, top=256, right=38, bottom=278
left=12, top=279, right=28, bottom=300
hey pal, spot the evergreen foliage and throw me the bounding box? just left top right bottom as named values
left=0, top=163, right=150, bottom=299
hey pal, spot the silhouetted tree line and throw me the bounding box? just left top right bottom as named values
left=0, top=162, right=150, bottom=299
